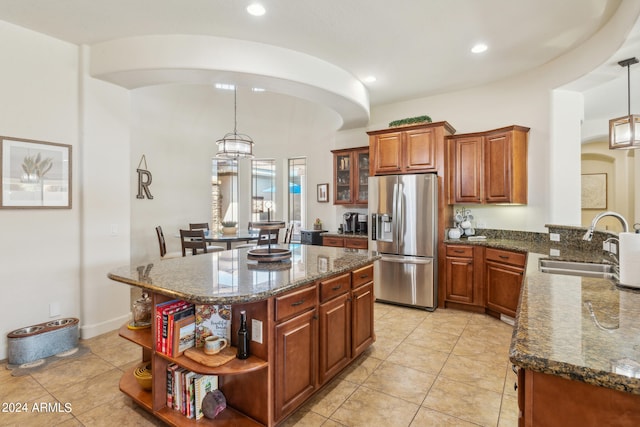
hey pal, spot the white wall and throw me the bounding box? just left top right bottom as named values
left=0, top=22, right=80, bottom=360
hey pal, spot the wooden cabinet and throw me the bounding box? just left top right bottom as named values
left=274, top=301, right=317, bottom=422
left=518, top=369, right=640, bottom=426
left=444, top=244, right=525, bottom=316
left=368, top=125, right=442, bottom=175
left=444, top=245, right=484, bottom=308
left=448, top=125, right=529, bottom=204
left=322, top=236, right=368, bottom=249
left=318, top=273, right=351, bottom=384
left=485, top=248, right=526, bottom=318
left=332, top=146, right=369, bottom=205
left=351, top=264, right=375, bottom=357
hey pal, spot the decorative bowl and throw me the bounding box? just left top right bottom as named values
left=133, top=362, right=152, bottom=390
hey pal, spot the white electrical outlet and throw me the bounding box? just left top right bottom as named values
left=603, top=241, right=611, bottom=251
left=251, top=319, right=263, bottom=344
left=550, top=248, right=560, bottom=257
left=610, top=242, right=618, bottom=255
left=550, top=233, right=560, bottom=242
left=49, top=302, right=61, bottom=317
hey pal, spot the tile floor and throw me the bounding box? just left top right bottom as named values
left=0, top=303, right=518, bottom=426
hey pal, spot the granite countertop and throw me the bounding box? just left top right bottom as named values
left=322, top=232, right=368, bottom=239
left=108, top=243, right=379, bottom=305
left=446, top=233, right=640, bottom=395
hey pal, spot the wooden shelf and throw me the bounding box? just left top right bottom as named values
left=119, top=366, right=152, bottom=411
left=156, top=348, right=268, bottom=376
left=157, top=405, right=263, bottom=426
left=119, top=323, right=152, bottom=350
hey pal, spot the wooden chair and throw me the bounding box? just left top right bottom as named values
left=188, top=222, right=224, bottom=252
left=156, top=226, right=182, bottom=259
left=180, top=229, right=211, bottom=256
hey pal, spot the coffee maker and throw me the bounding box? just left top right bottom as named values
left=357, top=214, right=368, bottom=234
left=343, top=212, right=358, bottom=233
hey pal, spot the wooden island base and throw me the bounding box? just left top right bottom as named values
left=116, top=262, right=375, bottom=426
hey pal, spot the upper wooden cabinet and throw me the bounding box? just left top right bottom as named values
left=367, top=122, right=456, bottom=176
left=332, top=146, right=369, bottom=205
left=448, top=125, right=529, bottom=204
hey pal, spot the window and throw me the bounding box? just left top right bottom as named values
left=251, top=159, right=276, bottom=222
left=212, top=159, right=238, bottom=231
left=288, top=158, right=306, bottom=242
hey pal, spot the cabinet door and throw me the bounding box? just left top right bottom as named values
left=449, top=136, right=483, bottom=204
left=334, top=152, right=353, bottom=204
left=274, top=308, right=317, bottom=422
left=484, top=131, right=511, bottom=203
left=404, top=127, right=437, bottom=172
left=354, top=148, right=370, bottom=204
left=319, top=293, right=351, bottom=384
left=352, top=282, right=375, bottom=358
left=485, top=260, right=524, bottom=318
left=445, top=254, right=475, bottom=304
left=371, top=132, right=402, bottom=174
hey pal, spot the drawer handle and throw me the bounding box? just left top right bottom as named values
left=454, top=250, right=465, bottom=253
left=332, top=285, right=342, bottom=291
left=359, top=274, right=369, bottom=279
left=291, top=299, right=305, bottom=307
left=499, top=255, right=510, bottom=259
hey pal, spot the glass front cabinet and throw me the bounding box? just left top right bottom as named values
left=332, top=146, right=369, bottom=206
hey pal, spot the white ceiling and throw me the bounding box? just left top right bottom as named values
left=0, top=0, right=631, bottom=109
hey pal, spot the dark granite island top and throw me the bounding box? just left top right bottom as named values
left=446, top=233, right=640, bottom=395
left=108, top=243, right=379, bottom=305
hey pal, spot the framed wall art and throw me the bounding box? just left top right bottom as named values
left=0, top=136, right=72, bottom=208
left=581, top=173, right=607, bottom=210
left=317, top=183, right=328, bottom=203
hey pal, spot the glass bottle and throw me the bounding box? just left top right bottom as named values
left=237, top=310, right=250, bottom=359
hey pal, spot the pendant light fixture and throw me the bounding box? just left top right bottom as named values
left=609, top=57, right=640, bottom=149
left=216, top=86, right=255, bottom=158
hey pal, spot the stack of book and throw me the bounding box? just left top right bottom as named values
left=167, top=363, right=218, bottom=420
left=155, top=300, right=195, bottom=357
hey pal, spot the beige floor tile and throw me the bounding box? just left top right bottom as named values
left=330, top=386, right=419, bottom=427
left=363, top=361, right=436, bottom=404
left=30, top=353, right=115, bottom=394
left=337, top=351, right=382, bottom=384
left=366, top=332, right=404, bottom=360
left=452, top=334, right=511, bottom=365
left=439, top=353, right=508, bottom=394
left=0, top=373, right=50, bottom=403
left=405, top=328, right=460, bottom=353
left=423, top=376, right=502, bottom=426
left=303, top=377, right=358, bottom=417
left=88, top=337, right=143, bottom=368
left=279, top=408, right=329, bottom=427
left=49, top=368, right=124, bottom=416
left=498, top=394, right=519, bottom=427
left=74, top=394, right=163, bottom=426
left=410, top=407, right=480, bottom=426
left=386, top=342, right=450, bottom=374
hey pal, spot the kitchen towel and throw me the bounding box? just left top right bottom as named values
left=619, top=232, right=640, bottom=288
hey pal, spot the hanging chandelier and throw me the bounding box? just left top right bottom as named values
left=609, top=57, right=640, bottom=149
left=216, top=86, right=255, bottom=158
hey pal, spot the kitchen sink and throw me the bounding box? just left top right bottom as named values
left=538, top=259, right=617, bottom=279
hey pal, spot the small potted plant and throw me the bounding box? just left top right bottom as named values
left=313, top=218, right=322, bottom=231
left=221, top=221, right=238, bottom=235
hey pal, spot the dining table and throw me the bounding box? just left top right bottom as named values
left=203, top=230, right=259, bottom=250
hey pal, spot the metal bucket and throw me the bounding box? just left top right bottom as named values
left=7, top=318, right=79, bottom=365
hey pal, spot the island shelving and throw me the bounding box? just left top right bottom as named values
left=109, top=244, right=378, bottom=426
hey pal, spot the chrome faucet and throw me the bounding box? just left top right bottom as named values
left=582, top=211, right=630, bottom=241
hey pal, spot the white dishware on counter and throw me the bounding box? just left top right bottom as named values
left=448, top=228, right=462, bottom=239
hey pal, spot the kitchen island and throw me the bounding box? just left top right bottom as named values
left=108, top=244, right=379, bottom=426
left=446, top=229, right=640, bottom=426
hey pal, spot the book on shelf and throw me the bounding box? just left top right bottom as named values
left=166, top=365, right=218, bottom=420
left=167, top=304, right=195, bottom=356
left=184, top=370, right=196, bottom=418
left=195, top=304, right=231, bottom=348
left=166, top=363, right=180, bottom=409
left=163, top=301, right=192, bottom=355
left=194, top=374, right=218, bottom=420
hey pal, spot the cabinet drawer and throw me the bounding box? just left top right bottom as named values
left=319, top=273, right=350, bottom=303
left=485, top=248, right=526, bottom=267
left=275, top=285, right=317, bottom=322
left=352, top=264, right=374, bottom=288
left=446, top=245, right=473, bottom=258
left=323, top=237, right=344, bottom=247
left=345, top=238, right=368, bottom=249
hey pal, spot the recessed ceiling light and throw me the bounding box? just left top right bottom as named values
left=247, top=3, right=266, bottom=16
left=471, top=43, right=488, bottom=54
left=363, top=76, right=377, bottom=83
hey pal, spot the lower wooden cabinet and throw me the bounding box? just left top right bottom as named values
left=322, top=236, right=368, bottom=249
left=351, top=281, right=374, bottom=357
left=444, top=244, right=525, bottom=316
left=318, top=292, right=351, bottom=384
left=274, top=307, right=317, bottom=422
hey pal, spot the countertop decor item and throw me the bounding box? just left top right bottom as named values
left=388, top=115, right=432, bottom=128
left=221, top=221, right=238, bottom=235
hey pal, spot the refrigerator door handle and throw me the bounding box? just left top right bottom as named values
left=379, top=255, right=433, bottom=265
left=397, top=181, right=404, bottom=247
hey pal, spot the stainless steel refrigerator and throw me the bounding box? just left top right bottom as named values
left=368, top=173, right=438, bottom=310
